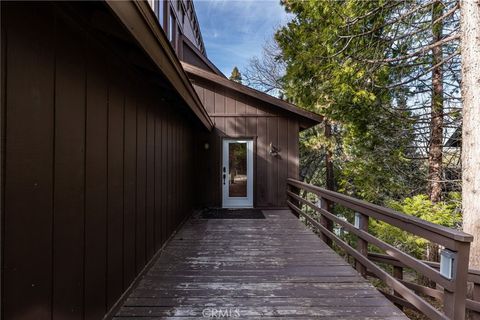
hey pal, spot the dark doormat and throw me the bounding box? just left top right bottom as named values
left=196, top=208, right=265, bottom=219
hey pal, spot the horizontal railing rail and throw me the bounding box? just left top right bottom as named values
left=286, top=178, right=474, bottom=320
left=367, top=252, right=480, bottom=319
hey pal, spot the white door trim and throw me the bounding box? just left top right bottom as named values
left=222, top=139, right=253, bottom=208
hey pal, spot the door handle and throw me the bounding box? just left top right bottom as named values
left=223, top=174, right=226, bottom=185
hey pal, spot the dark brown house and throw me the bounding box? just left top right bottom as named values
left=147, top=0, right=321, bottom=208
left=0, top=1, right=320, bottom=319
left=185, top=64, right=320, bottom=208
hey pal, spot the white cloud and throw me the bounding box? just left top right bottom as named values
left=194, top=0, right=292, bottom=73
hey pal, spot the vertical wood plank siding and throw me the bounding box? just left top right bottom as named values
left=53, top=18, right=87, bottom=318
left=84, top=39, right=109, bottom=320
left=2, top=4, right=197, bottom=319
left=3, top=4, right=55, bottom=319
left=192, top=83, right=300, bottom=208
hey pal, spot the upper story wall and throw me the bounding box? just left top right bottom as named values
left=147, top=0, right=206, bottom=56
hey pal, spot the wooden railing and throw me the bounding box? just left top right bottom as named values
left=367, top=252, right=480, bottom=319
left=286, top=178, right=476, bottom=320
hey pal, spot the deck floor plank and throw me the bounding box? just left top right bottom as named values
left=114, top=209, right=407, bottom=319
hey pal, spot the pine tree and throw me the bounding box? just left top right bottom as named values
left=460, top=0, right=480, bottom=269
left=275, top=1, right=417, bottom=203
left=229, top=66, right=242, bottom=83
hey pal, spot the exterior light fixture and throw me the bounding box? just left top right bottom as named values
left=269, top=142, right=280, bottom=157
left=440, top=249, right=456, bottom=280
left=354, top=212, right=361, bottom=229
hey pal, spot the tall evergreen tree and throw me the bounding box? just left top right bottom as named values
left=276, top=0, right=417, bottom=203
left=275, top=0, right=462, bottom=206
left=460, top=0, right=480, bottom=269
left=229, top=66, right=242, bottom=83
left=429, top=1, right=445, bottom=204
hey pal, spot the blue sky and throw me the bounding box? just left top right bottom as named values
left=194, top=0, right=291, bottom=77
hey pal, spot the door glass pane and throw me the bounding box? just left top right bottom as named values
left=229, top=142, right=247, bottom=197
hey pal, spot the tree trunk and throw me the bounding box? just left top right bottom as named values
left=323, top=120, right=334, bottom=247
left=428, top=1, right=444, bottom=205
left=425, top=2, right=444, bottom=267
left=325, top=120, right=335, bottom=192
left=461, top=0, right=480, bottom=270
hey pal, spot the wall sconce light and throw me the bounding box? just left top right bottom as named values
left=440, top=249, right=456, bottom=280
left=204, top=142, right=210, bottom=150
left=269, top=142, right=280, bottom=157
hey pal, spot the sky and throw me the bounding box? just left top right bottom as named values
left=194, top=0, right=292, bottom=77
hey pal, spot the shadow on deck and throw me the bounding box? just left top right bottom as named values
left=113, top=209, right=407, bottom=319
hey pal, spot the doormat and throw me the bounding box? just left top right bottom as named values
left=197, top=208, right=265, bottom=219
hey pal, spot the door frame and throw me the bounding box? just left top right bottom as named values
left=222, top=138, right=254, bottom=208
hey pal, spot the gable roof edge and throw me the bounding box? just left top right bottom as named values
left=181, top=35, right=226, bottom=78
left=181, top=62, right=323, bottom=129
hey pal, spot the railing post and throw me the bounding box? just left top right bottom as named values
left=443, top=242, right=470, bottom=319
left=287, top=183, right=300, bottom=218
left=393, top=266, right=404, bottom=311
left=355, top=212, right=369, bottom=277
left=319, top=197, right=333, bottom=247
left=473, top=281, right=480, bottom=320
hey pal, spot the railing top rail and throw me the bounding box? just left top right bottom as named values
left=368, top=252, right=480, bottom=284
left=287, top=178, right=473, bottom=244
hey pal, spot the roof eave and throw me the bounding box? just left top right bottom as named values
left=181, top=62, right=323, bottom=128
left=181, top=36, right=226, bottom=78
left=105, top=0, right=214, bottom=131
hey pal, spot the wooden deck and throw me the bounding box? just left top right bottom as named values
left=113, top=210, right=408, bottom=319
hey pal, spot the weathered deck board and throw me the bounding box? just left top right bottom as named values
left=114, top=210, right=407, bottom=319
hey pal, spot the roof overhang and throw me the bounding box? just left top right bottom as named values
left=181, top=35, right=226, bottom=78
left=105, top=0, right=214, bottom=131
left=181, top=62, right=323, bottom=130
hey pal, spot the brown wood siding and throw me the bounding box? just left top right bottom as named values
left=3, top=4, right=55, bottom=319
left=84, top=39, right=109, bottom=320
left=181, top=41, right=215, bottom=74
left=53, top=18, right=87, bottom=318
left=192, top=82, right=300, bottom=208
left=2, top=3, right=196, bottom=319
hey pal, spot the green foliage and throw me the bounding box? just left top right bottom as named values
left=275, top=0, right=463, bottom=262
left=276, top=0, right=424, bottom=204
left=229, top=66, right=242, bottom=83
left=371, top=194, right=462, bottom=258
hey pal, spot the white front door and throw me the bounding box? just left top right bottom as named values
left=222, top=139, right=253, bottom=208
